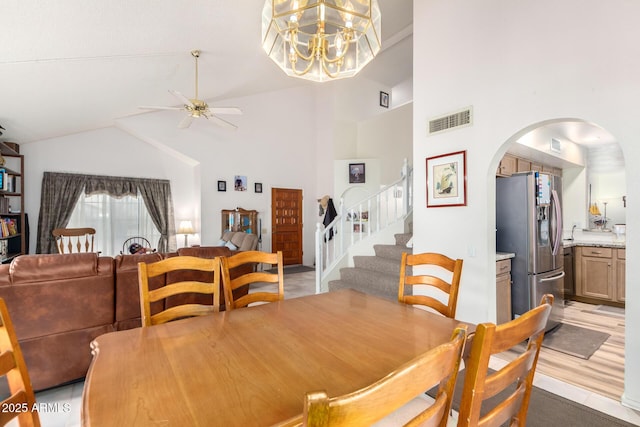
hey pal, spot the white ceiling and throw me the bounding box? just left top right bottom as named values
left=1, top=0, right=413, bottom=143
left=0, top=1, right=618, bottom=153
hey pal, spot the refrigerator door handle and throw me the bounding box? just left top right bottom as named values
left=539, top=271, right=566, bottom=282
left=551, top=189, right=562, bottom=256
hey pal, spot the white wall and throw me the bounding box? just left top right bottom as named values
left=357, top=103, right=413, bottom=184
left=333, top=159, right=381, bottom=210
left=415, top=0, right=640, bottom=409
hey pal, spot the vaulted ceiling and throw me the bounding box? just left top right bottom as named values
left=1, top=1, right=414, bottom=143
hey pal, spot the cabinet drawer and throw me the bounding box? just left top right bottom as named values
left=580, top=247, right=612, bottom=258
left=618, top=248, right=626, bottom=260
left=496, top=259, right=511, bottom=275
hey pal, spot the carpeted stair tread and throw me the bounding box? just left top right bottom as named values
left=329, top=233, right=413, bottom=302
left=333, top=267, right=399, bottom=298
left=353, top=255, right=404, bottom=276
left=328, top=280, right=397, bottom=302
left=373, top=244, right=410, bottom=261
left=394, top=233, right=413, bottom=246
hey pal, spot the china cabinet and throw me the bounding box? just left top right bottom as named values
left=221, top=208, right=258, bottom=235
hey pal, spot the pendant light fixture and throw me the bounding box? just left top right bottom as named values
left=262, top=0, right=381, bottom=82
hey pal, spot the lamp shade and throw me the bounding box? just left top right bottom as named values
left=178, top=220, right=195, bottom=235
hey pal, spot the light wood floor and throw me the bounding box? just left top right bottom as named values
left=496, top=300, right=625, bottom=401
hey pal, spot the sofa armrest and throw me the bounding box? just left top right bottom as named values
left=0, top=254, right=115, bottom=340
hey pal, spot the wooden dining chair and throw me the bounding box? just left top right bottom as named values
left=293, top=326, right=467, bottom=427
left=398, top=252, right=464, bottom=318
left=457, top=294, right=554, bottom=427
left=0, top=298, right=41, bottom=427
left=121, top=236, right=155, bottom=254
left=52, top=227, right=96, bottom=254
left=220, top=250, right=284, bottom=310
left=138, top=256, right=221, bottom=326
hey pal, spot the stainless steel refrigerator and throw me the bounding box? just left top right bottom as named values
left=496, top=172, right=564, bottom=330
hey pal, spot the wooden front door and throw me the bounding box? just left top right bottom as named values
left=271, top=188, right=303, bottom=265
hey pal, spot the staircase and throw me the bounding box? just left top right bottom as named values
left=328, top=232, right=412, bottom=301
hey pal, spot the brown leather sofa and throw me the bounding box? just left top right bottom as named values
left=0, top=246, right=251, bottom=391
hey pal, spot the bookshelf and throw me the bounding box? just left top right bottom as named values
left=0, top=142, right=24, bottom=263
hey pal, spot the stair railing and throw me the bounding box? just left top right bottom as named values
left=315, top=160, right=413, bottom=293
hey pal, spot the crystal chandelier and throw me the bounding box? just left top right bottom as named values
left=262, top=0, right=381, bottom=82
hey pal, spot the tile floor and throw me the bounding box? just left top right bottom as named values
left=31, top=270, right=640, bottom=426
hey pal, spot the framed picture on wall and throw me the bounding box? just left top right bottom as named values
left=426, top=150, right=467, bottom=207
left=380, top=91, right=389, bottom=108
left=217, top=180, right=226, bottom=192
left=255, top=183, right=263, bottom=193
left=234, top=175, right=247, bottom=191
left=349, top=163, right=366, bottom=183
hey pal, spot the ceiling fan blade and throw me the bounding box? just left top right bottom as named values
left=206, top=114, right=238, bottom=130
left=209, top=107, right=243, bottom=115
left=169, top=90, right=194, bottom=107
left=139, top=105, right=183, bottom=111
left=178, top=115, right=195, bottom=129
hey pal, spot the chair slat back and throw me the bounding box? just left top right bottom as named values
left=220, top=251, right=284, bottom=310
left=457, top=294, right=554, bottom=427
left=0, top=298, right=40, bottom=426
left=138, top=256, right=221, bottom=326
left=300, top=326, right=467, bottom=427
left=121, top=236, right=155, bottom=254
left=52, top=227, right=96, bottom=254
left=398, top=252, right=463, bottom=318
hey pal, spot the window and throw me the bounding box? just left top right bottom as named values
left=67, top=192, right=161, bottom=256
left=36, top=172, right=175, bottom=254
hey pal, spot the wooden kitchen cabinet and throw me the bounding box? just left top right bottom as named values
left=516, top=158, right=531, bottom=172
left=617, top=249, right=625, bottom=302
left=574, top=246, right=625, bottom=306
left=496, top=153, right=561, bottom=177
left=496, top=258, right=512, bottom=324
left=496, top=154, right=517, bottom=177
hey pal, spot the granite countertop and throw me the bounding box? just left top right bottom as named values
left=563, top=239, right=626, bottom=249
left=496, top=252, right=515, bottom=261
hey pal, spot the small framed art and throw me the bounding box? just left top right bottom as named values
left=349, top=163, right=365, bottom=183
left=380, top=91, right=389, bottom=108
left=217, top=180, right=226, bottom=192
left=426, top=150, right=467, bottom=207
left=255, top=183, right=263, bottom=193
left=234, top=175, right=247, bottom=191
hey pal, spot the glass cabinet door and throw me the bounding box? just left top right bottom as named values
left=221, top=208, right=258, bottom=235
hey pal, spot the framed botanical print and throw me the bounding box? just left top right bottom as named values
left=426, top=150, right=467, bottom=207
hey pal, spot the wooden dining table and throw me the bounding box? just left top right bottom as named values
left=81, top=288, right=467, bottom=427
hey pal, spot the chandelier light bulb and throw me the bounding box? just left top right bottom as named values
left=262, top=0, right=381, bottom=82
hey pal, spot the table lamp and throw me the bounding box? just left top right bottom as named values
left=178, top=220, right=195, bottom=247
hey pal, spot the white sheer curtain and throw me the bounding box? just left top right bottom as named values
left=67, top=192, right=161, bottom=256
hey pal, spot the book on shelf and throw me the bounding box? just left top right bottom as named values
left=6, top=219, right=17, bottom=235
left=0, top=240, right=7, bottom=260
left=0, top=170, right=9, bottom=192
left=0, top=218, right=17, bottom=237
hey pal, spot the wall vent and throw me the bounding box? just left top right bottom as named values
left=428, top=107, right=473, bottom=135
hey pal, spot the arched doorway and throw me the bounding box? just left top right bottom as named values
left=493, top=118, right=626, bottom=400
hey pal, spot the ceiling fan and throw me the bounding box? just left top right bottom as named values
left=140, top=50, right=242, bottom=130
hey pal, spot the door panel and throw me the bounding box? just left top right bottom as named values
left=271, top=188, right=303, bottom=265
